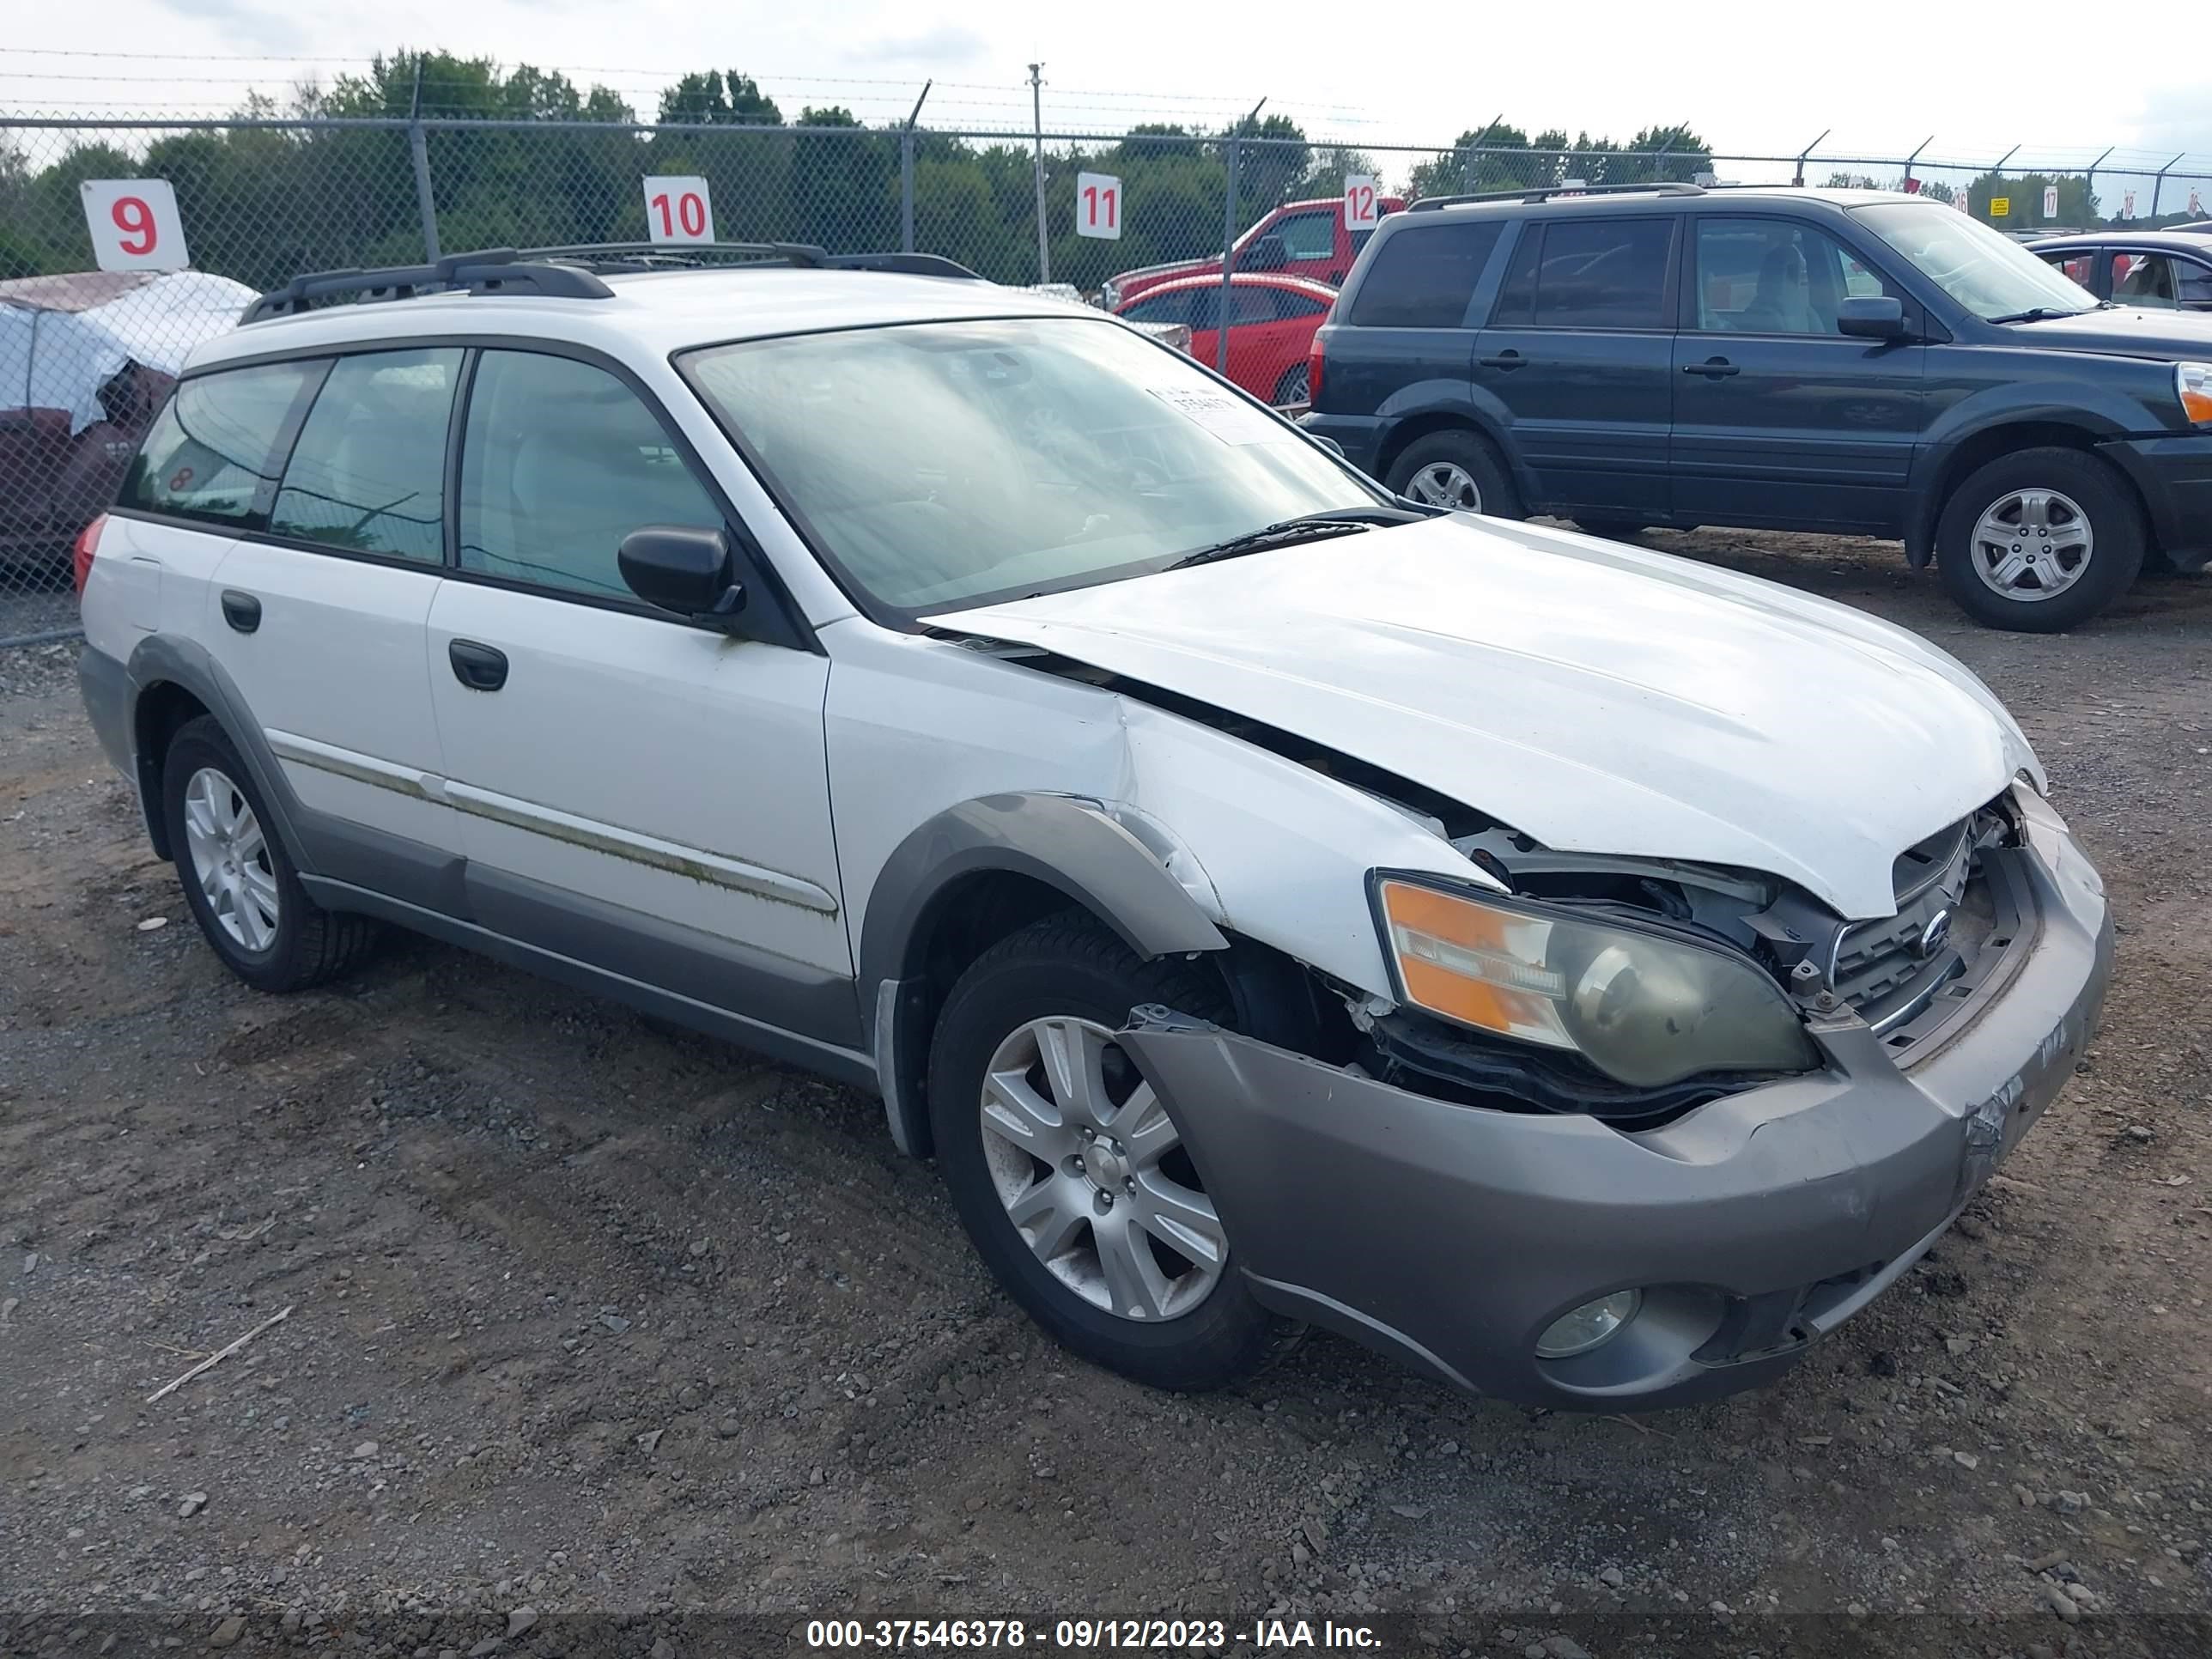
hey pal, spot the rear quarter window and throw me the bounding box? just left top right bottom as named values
left=1346, top=221, right=1504, bottom=328
left=121, top=360, right=325, bottom=530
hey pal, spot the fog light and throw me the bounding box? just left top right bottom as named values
left=1535, top=1291, right=1642, bottom=1359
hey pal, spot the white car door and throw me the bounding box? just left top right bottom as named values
left=423, top=347, right=851, bottom=1045
left=148, top=351, right=463, bottom=876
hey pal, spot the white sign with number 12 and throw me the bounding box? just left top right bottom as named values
left=1077, top=172, right=1121, bottom=240
left=1343, top=174, right=1380, bottom=230
left=643, top=176, right=716, bottom=245
left=82, top=179, right=190, bottom=272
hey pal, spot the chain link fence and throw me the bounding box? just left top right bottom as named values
left=6, top=112, right=2211, bottom=646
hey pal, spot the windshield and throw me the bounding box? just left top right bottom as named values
left=1852, top=201, right=2100, bottom=321
left=679, top=317, right=1376, bottom=616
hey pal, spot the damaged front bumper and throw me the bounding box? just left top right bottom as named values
left=1119, top=802, right=2112, bottom=1410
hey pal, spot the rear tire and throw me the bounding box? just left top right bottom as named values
left=1387, top=428, right=1523, bottom=519
left=1272, top=363, right=1310, bottom=407
left=927, top=913, right=1298, bottom=1393
left=161, top=715, right=379, bottom=993
left=1936, top=447, right=2142, bottom=632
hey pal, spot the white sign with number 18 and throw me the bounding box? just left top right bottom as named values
left=1077, top=172, right=1121, bottom=240
left=82, top=179, right=190, bottom=272
left=643, top=176, right=716, bottom=245
left=1343, top=174, right=1380, bottom=230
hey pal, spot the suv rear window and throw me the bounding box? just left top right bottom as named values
left=1492, top=218, right=1676, bottom=330
left=120, top=361, right=325, bottom=529
left=1348, top=222, right=1504, bottom=328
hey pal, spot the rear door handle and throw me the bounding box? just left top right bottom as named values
left=447, top=638, right=508, bottom=691
left=1684, top=357, right=1741, bottom=378
left=220, top=590, right=261, bottom=634
left=1477, top=350, right=1527, bottom=369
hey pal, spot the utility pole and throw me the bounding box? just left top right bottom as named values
left=1028, top=63, right=1050, bottom=284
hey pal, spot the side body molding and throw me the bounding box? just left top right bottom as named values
left=860, top=792, right=1230, bottom=1156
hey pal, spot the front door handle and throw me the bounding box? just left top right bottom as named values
left=1684, top=357, right=1741, bottom=378
left=447, top=639, right=508, bottom=691
left=1477, top=350, right=1527, bottom=370
left=220, top=590, right=261, bottom=633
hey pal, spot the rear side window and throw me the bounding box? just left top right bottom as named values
left=1348, top=222, right=1504, bottom=328
left=458, top=350, right=722, bottom=600
left=1121, top=291, right=1194, bottom=327
left=269, top=349, right=463, bottom=562
left=1271, top=290, right=1331, bottom=320
left=1492, top=218, right=1676, bottom=329
left=121, top=361, right=325, bottom=529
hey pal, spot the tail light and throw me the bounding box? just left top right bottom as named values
left=1306, top=330, right=1328, bottom=409
left=71, top=514, right=108, bottom=596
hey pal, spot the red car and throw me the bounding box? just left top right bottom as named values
left=1103, top=194, right=1406, bottom=309
left=1114, top=272, right=1337, bottom=406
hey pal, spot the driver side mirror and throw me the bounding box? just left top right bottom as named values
left=1240, top=234, right=1290, bottom=272
left=618, top=526, right=747, bottom=629
left=1838, top=295, right=1909, bottom=340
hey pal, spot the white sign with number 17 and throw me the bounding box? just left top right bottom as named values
left=1077, top=172, right=1121, bottom=240
left=82, top=179, right=189, bottom=272
left=643, top=176, right=716, bottom=245
left=1343, top=174, right=1380, bottom=230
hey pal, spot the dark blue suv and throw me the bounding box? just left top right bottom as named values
left=1304, top=184, right=2212, bottom=631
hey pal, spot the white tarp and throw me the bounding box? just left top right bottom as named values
left=1, top=270, right=255, bottom=434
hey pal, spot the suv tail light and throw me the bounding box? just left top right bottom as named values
left=71, top=514, right=108, bottom=596
left=1307, top=331, right=1327, bottom=409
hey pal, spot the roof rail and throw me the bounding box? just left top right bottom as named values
left=242, top=241, right=987, bottom=323
left=242, top=248, right=614, bottom=323
left=1407, top=180, right=1706, bottom=213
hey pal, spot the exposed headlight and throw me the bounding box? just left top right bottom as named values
left=1376, top=878, right=1820, bottom=1088
left=2179, top=362, right=2212, bottom=425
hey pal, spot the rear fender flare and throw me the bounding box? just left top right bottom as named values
left=125, top=633, right=313, bottom=872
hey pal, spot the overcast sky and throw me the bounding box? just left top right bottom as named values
left=5, top=0, right=2209, bottom=191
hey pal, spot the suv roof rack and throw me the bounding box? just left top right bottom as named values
left=242, top=243, right=984, bottom=325
left=1407, top=180, right=1707, bottom=213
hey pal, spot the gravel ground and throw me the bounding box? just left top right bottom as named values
left=3, top=532, right=2209, bottom=1659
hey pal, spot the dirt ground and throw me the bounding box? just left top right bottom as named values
left=3, top=532, right=2209, bottom=1659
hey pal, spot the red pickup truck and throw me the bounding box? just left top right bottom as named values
left=1102, top=194, right=1405, bottom=308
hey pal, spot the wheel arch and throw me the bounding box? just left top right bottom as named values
left=1906, top=418, right=2154, bottom=569
left=860, top=794, right=1231, bottom=1159
left=1372, top=409, right=1517, bottom=495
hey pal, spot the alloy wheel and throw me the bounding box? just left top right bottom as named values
left=182, top=766, right=280, bottom=951
left=1969, top=488, right=2094, bottom=601
left=1407, top=461, right=1482, bottom=511
left=977, top=1016, right=1226, bottom=1322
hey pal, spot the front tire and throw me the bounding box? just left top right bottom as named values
left=1387, top=428, right=1523, bottom=518
left=927, top=914, right=1297, bottom=1392
left=1569, top=518, right=1651, bottom=539
left=1936, top=447, right=2143, bottom=631
left=161, top=715, right=379, bottom=993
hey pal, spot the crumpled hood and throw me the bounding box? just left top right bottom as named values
left=937, top=515, right=2040, bottom=920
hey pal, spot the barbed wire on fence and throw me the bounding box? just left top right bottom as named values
left=5, top=106, right=2211, bottom=645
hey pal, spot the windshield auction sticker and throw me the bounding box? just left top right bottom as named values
left=1145, top=384, right=1286, bottom=446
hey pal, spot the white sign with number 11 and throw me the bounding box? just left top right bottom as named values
left=1077, top=172, right=1121, bottom=240
left=1343, top=174, right=1380, bottom=229
left=643, top=176, right=716, bottom=245
left=82, top=179, right=189, bottom=272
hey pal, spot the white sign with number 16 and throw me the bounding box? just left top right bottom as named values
left=82, top=179, right=190, bottom=272
left=1077, top=172, right=1121, bottom=240
left=1343, top=174, right=1380, bottom=230
left=643, top=176, right=716, bottom=245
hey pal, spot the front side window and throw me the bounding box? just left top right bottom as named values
left=1496, top=219, right=1676, bottom=329
left=1693, top=219, right=1898, bottom=334
left=121, top=360, right=325, bottom=529
left=681, top=317, right=1375, bottom=617
left=458, top=351, right=722, bottom=599
left=2114, top=253, right=2179, bottom=308
left=1121, top=291, right=1194, bottom=327
left=1852, top=201, right=2099, bottom=321
left=1350, top=221, right=1503, bottom=328
left=269, top=349, right=462, bottom=562
left=1267, top=211, right=1337, bottom=262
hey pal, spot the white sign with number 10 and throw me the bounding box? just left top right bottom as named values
left=82, top=179, right=190, bottom=272
left=1077, top=172, right=1121, bottom=240
left=1343, top=175, right=1380, bottom=230
left=643, top=176, right=716, bottom=245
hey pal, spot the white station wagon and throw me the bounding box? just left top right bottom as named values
left=75, top=244, right=2112, bottom=1407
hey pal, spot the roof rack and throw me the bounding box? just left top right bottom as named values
left=1407, top=180, right=1706, bottom=213
left=242, top=242, right=985, bottom=325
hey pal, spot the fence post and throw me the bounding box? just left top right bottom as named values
left=1028, top=64, right=1050, bottom=284
left=2149, top=152, right=2185, bottom=221
left=408, top=59, right=440, bottom=262
left=1218, top=135, right=1240, bottom=374
left=2084, top=146, right=2113, bottom=223
left=900, top=133, right=915, bottom=253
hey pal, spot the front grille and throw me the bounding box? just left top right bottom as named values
left=1832, top=817, right=1983, bottom=1031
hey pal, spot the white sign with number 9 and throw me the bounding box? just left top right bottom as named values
left=1077, top=172, right=1122, bottom=240
left=643, top=176, right=716, bottom=245
left=1343, top=175, right=1380, bottom=230
left=82, top=179, right=190, bottom=272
